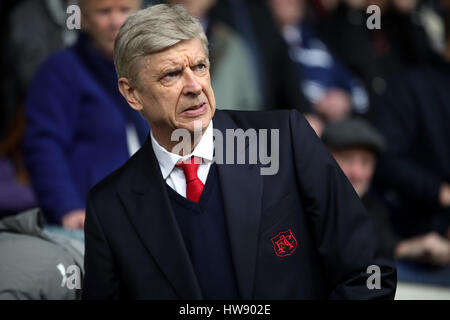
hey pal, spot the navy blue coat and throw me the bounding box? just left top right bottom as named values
left=82, top=110, right=396, bottom=299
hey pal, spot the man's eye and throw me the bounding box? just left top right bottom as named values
left=193, top=64, right=207, bottom=73
left=164, top=71, right=180, bottom=79
left=160, top=70, right=181, bottom=84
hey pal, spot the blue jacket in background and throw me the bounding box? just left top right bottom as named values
left=23, top=36, right=148, bottom=224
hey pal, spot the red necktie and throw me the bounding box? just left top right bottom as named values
left=176, top=157, right=204, bottom=203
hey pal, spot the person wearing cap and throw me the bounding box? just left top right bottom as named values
left=323, top=118, right=450, bottom=286
left=322, top=117, right=396, bottom=258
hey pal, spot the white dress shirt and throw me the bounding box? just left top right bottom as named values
left=150, top=121, right=214, bottom=198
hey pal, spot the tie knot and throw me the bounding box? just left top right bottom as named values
left=176, top=157, right=201, bottom=182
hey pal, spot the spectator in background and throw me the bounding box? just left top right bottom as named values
left=317, top=0, right=437, bottom=121
left=267, top=0, right=369, bottom=136
left=167, top=0, right=262, bottom=110
left=6, top=0, right=79, bottom=109
left=373, top=0, right=450, bottom=243
left=23, top=0, right=147, bottom=230
left=322, top=118, right=395, bottom=259
left=323, top=118, right=450, bottom=286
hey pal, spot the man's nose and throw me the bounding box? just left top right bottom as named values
left=182, top=69, right=202, bottom=96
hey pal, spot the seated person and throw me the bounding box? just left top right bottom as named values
left=323, top=118, right=450, bottom=287
left=268, top=0, right=369, bottom=132
left=373, top=0, right=450, bottom=242
left=23, top=0, right=148, bottom=230
left=317, top=0, right=437, bottom=121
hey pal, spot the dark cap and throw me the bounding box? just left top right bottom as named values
left=321, top=117, right=385, bottom=156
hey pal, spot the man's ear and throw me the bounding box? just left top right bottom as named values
left=118, top=78, right=143, bottom=111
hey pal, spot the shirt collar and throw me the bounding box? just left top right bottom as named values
left=150, top=120, right=214, bottom=180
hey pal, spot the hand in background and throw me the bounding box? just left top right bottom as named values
left=395, top=232, right=450, bottom=266
left=62, top=209, right=86, bottom=230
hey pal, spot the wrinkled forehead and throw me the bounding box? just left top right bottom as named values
left=143, top=38, right=209, bottom=71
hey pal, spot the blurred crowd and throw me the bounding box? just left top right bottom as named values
left=0, top=0, right=450, bottom=298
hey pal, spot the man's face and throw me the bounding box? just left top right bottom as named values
left=82, top=0, right=140, bottom=58
left=331, top=148, right=376, bottom=197
left=268, top=0, right=305, bottom=27
left=132, top=38, right=215, bottom=145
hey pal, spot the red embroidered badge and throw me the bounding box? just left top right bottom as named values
left=271, top=229, right=298, bottom=257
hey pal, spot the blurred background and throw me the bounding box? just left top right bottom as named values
left=0, top=0, right=449, bottom=299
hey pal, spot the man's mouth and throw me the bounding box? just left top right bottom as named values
left=181, top=103, right=207, bottom=117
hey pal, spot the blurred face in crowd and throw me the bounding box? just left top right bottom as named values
left=268, top=0, right=305, bottom=28
left=167, top=0, right=217, bottom=18
left=331, top=148, right=376, bottom=197
left=119, top=38, right=216, bottom=151
left=81, top=0, right=141, bottom=59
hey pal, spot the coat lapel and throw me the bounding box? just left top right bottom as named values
left=117, top=139, right=202, bottom=299
left=214, top=111, right=263, bottom=300
left=117, top=110, right=263, bottom=300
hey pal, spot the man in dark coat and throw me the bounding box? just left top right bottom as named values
left=82, top=3, right=396, bottom=300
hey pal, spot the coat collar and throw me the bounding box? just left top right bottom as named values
left=118, top=110, right=262, bottom=299
left=150, top=120, right=214, bottom=180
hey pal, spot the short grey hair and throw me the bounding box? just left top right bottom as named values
left=114, top=4, right=209, bottom=85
